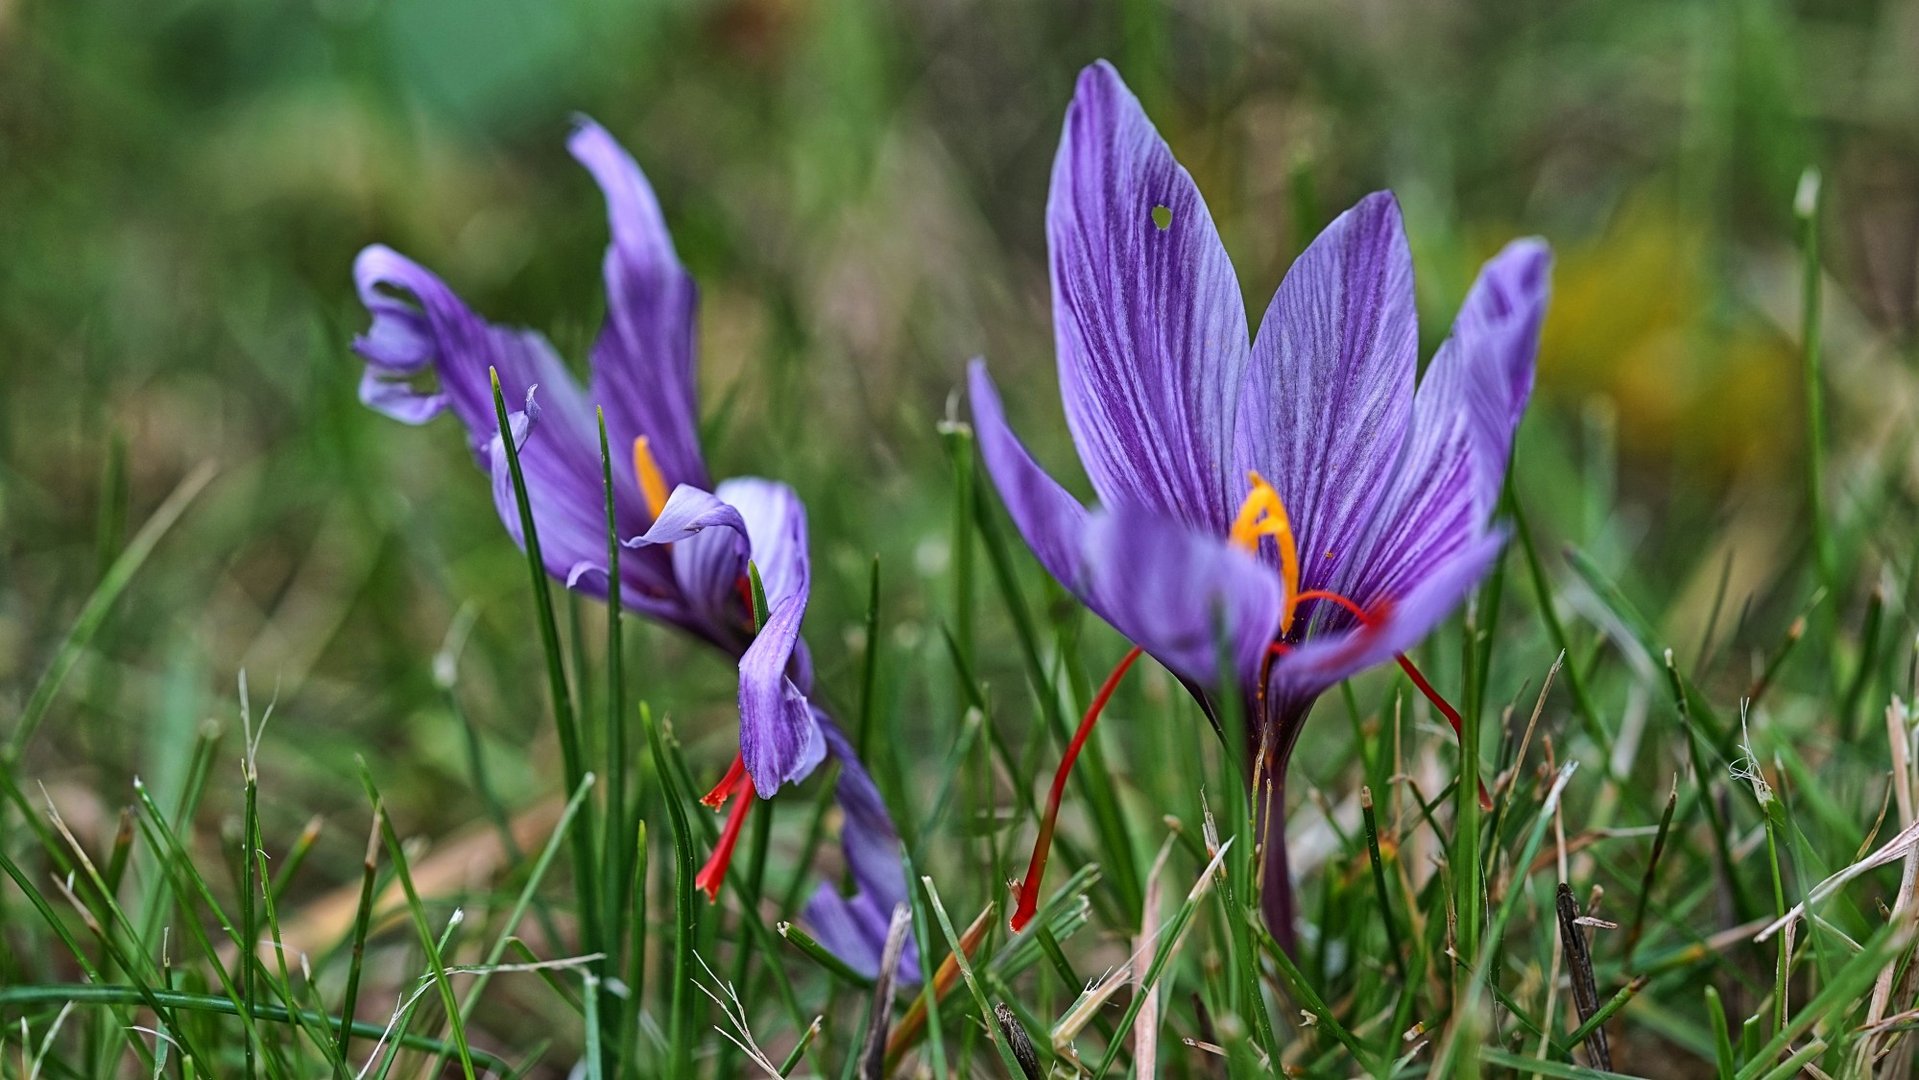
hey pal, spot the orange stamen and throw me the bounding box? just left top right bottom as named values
left=1229, top=471, right=1303, bottom=633
left=1010, top=645, right=1144, bottom=932
left=694, top=767, right=756, bottom=902
left=632, top=435, right=671, bottom=520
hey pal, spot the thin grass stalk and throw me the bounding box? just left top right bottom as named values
left=0, top=986, right=513, bottom=1073
left=857, top=556, right=883, bottom=760
left=1795, top=168, right=1834, bottom=603
left=488, top=369, right=603, bottom=1010
left=642, top=704, right=696, bottom=1077
left=356, top=767, right=478, bottom=1080
left=1623, top=779, right=1679, bottom=969
left=1210, top=621, right=1280, bottom=1067
left=451, top=775, right=595, bottom=1033
left=334, top=813, right=382, bottom=1076
left=1089, top=841, right=1232, bottom=1078
left=1511, top=497, right=1609, bottom=755
left=595, top=410, right=629, bottom=1075
left=1244, top=908, right=1376, bottom=1071
left=1705, top=985, right=1735, bottom=1079
left=1359, top=787, right=1410, bottom=990
left=920, top=881, right=1023, bottom=1078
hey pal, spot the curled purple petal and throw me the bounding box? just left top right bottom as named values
left=737, top=594, right=826, bottom=794
left=717, top=477, right=809, bottom=611
left=623, top=484, right=750, bottom=643
left=1049, top=61, right=1248, bottom=531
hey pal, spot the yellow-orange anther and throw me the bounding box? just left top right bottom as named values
left=632, top=436, right=671, bottom=519
left=1229, top=470, right=1302, bottom=633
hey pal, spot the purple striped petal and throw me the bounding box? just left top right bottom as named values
left=1049, top=61, right=1248, bottom=532
left=803, top=716, right=919, bottom=982
left=1329, top=240, right=1549, bottom=609
left=969, top=360, right=1091, bottom=590
left=1077, top=511, right=1281, bottom=688
left=1235, top=193, right=1417, bottom=597
left=570, top=119, right=712, bottom=502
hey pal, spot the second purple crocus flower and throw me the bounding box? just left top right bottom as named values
left=972, top=62, right=1551, bottom=944
left=353, top=119, right=910, bottom=979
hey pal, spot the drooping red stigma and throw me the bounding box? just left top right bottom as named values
left=695, top=752, right=756, bottom=902
left=1009, top=645, right=1144, bottom=932
left=1287, top=589, right=1492, bottom=811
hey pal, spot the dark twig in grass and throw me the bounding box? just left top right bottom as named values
left=1623, top=777, right=1679, bottom=969
left=1360, top=787, right=1410, bottom=989
left=1556, top=883, right=1611, bottom=1070
left=995, top=1001, right=1043, bottom=1080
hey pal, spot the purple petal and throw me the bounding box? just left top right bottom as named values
left=1271, top=530, right=1506, bottom=701
left=1409, top=239, right=1550, bottom=519
left=717, top=477, right=809, bottom=611
left=1077, top=510, right=1282, bottom=688
left=354, top=246, right=624, bottom=599
left=1323, top=240, right=1550, bottom=622
left=1235, top=193, right=1417, bottom=597
left=358, top=366, right=445, bottom=425
left=1048, top=61, right=1248, bottom=531
left=626, top=484, right=751, bottom=642
left=803, top=716, right=919, bottom=982
left=570, top=119, right=712, bottom=501
left=968, top=360, right=1090, bottom=589
left=737, top=593, right=826, bottom=794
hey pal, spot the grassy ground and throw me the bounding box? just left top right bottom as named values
left=5, top=0, right=1919, bottom=1076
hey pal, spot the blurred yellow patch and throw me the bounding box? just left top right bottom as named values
left=1524, top=204, right=1797, bottom=475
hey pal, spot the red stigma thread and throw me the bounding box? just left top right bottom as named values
left=1010, top=645, right=1144, bottom=932
left=1286, top=590, right=1492, bottom=811
left=695, top=753, right=756, bottom=902
left=701, top=752, right=748, bottom=809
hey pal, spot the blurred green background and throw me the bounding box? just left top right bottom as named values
left=4, top=0, right=1917, bottom=1028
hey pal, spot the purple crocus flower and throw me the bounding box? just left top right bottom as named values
left=352, top=118, right=911, bottom=979
left=971, top=62, right=1550, bottom=943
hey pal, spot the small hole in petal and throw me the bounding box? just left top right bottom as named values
left=1151, top=204, right=1173, bottom=231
